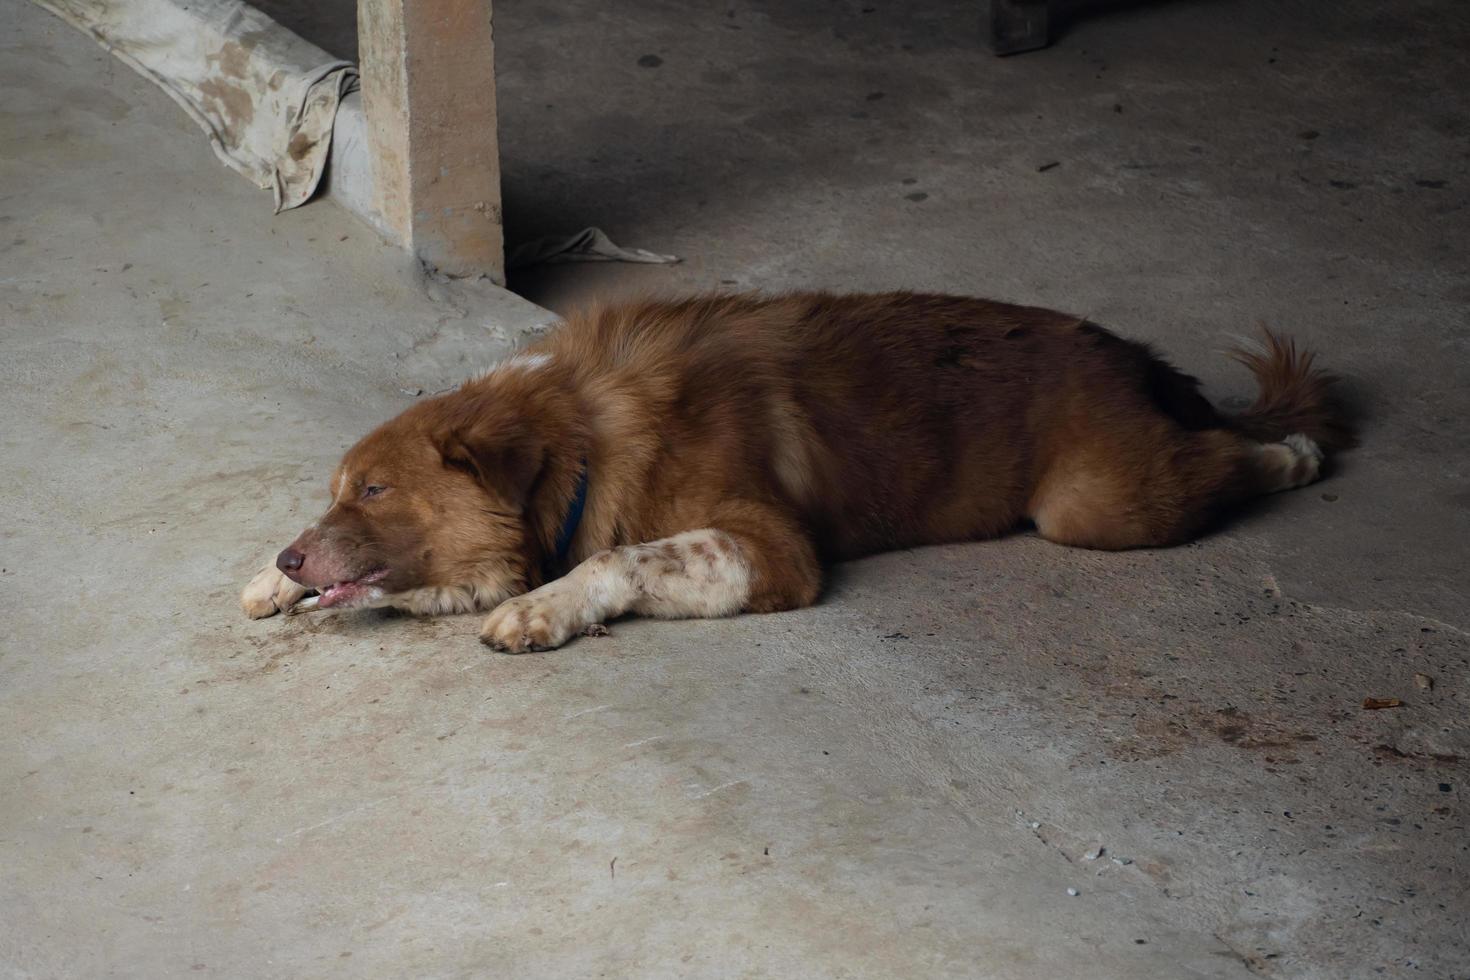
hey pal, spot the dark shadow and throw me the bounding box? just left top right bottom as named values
left=1049, top=0, right=1214, bottom=45
left=1325, top=372, right=1378, bottom=449
left=492, top=0, right=1005, bottom=293
left=250, top=0, right=358, bottom=60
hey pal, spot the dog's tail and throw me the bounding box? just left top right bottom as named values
left=1225, top=326, right=1356, bottom=452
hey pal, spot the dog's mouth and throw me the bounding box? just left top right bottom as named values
left=316, top=568, right=390, bottom=608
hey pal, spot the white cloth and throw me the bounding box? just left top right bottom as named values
left=507, top=227, right=681, bottom=269
left=32, top=0, right=356, bottom=211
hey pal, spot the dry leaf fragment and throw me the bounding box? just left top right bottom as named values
left=1362, top=697, right=1403, bottom=710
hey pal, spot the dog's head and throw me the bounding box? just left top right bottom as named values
left=274, top=390, right=550, bottom=611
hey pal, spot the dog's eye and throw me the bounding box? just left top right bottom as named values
left=362, top=485, right=387, bottom=498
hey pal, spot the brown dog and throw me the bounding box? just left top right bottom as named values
left=240, top=292, right=1352, bottom=651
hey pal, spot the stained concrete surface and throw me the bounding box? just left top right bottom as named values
left=4, top=0, right=1469, bottom=978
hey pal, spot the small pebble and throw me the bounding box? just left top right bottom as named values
left=1083, top=846, right=1104, bottom=861
left=1066, top=887, right=1079, bottom=897
left=1414, top=673, right=1434, bottom=690
left=1111, top=857, right=1133, bottom=866
left=1028, top=821, right=1041, bottom=829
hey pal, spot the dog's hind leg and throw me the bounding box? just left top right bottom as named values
left=479, top=502, right=820, bottom=653
left=1030, top=428, right=1324, bottom=550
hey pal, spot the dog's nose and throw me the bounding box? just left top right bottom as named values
left=276, top=547, right=305, bottom=573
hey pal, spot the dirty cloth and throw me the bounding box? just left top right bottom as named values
left=31, top=0, right=355, bottom=211
left=506, top=227, right=681, bottom=269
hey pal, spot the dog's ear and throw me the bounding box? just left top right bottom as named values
left=432, top=414, right=545, bottom=510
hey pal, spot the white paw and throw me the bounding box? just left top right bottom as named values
left=240, top=563, right=311, bottom=619
left=1281, top=433, right=1324, bottom=488
left=480, top=584, right=589, bottom=653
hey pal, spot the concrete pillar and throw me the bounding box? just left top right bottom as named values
left=357, top=0, right=505, bottom=282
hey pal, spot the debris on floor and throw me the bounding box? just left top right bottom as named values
left=1362, top=697, right=1404, bottom=710
left=506, top=227, right=680, bottom=270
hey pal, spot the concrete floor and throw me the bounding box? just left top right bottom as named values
left=4, top=0, right=1468, bottom=977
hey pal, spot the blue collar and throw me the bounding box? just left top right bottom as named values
left=552, top=462, right=589, bottom=566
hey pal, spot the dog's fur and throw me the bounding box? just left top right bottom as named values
left=241, top=291, right=1352, bottom=651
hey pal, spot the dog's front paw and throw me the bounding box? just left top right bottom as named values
left=480, top=587, right=588, bottom=653
left=240, top=564, right=310, bottom=619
